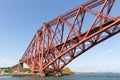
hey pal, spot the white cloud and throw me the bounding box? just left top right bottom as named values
left=66, top=48, right=120, bottom=72
left=67, top=63, right=120, bottom=72
left=67, top=64, right=97, bottom=72
left=104, top=49, right=115, bottom=54
left=0, top=57, right=17, bottom=67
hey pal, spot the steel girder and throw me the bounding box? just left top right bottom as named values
left=20, top=0, right=120, bottom=74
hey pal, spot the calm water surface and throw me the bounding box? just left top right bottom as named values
left=0, top=73, right=120, bottom=80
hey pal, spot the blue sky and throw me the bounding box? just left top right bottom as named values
left=0, top=0, right=120, bottom=72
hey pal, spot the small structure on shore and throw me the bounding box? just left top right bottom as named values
left=0, top=68, right=6, bottom=74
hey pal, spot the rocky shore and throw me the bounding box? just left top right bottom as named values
left=0, top=73, right=12, bottom=76
left=0, top=67, right=74, bottom=77
left=0, top=73, right=38, bottom=77
left=0, top=72, right=74, bottom=77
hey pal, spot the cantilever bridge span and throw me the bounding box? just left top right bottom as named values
left=20, top=0, right=120, bottom=75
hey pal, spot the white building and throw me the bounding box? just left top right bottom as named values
left=0, top=69, right=5, bottom=74
left=0, top=69, right=1, bottom=74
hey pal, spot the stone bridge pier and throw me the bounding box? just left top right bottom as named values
left=11, top=63, right=23, bottom=72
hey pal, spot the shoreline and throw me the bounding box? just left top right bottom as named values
left=0, top=74, right=12, bottom=76
left=0, top=73, right=40, bottom=77
left=0, top=72, right=120, bottom=77
left=0, top=72, right=74, bottom=77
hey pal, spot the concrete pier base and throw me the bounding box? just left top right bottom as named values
left=38, top=72, right=46, bottom=77
left=18, top=63, right=23, bottom=72
left=54, top=71, right=62, bottom=76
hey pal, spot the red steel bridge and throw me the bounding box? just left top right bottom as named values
left=19, top=0, right=120, bottom=75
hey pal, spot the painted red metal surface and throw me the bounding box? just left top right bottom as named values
left=20, top=0, right=120, bottom=74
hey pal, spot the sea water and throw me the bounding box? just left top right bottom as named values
left=0, top=73, right=120, bottom=80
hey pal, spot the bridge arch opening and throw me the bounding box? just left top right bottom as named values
left=66, top=34, right=120, bottom=72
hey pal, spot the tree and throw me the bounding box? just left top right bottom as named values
left=62, top=67, right=74, bottom=74
left=5, top=67, right=12, bottom=73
